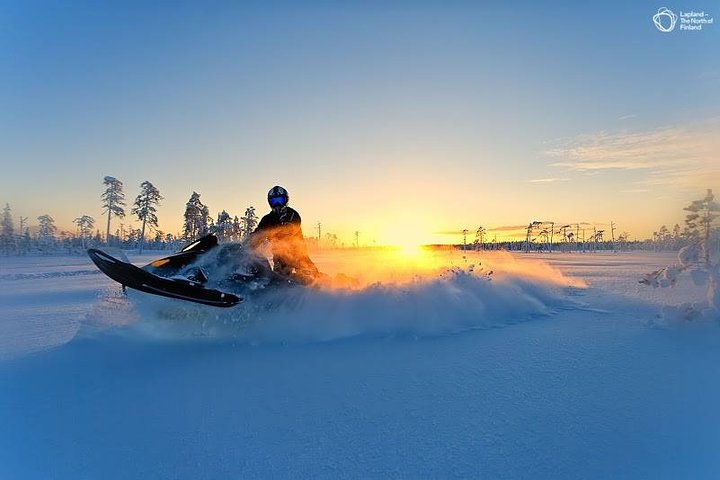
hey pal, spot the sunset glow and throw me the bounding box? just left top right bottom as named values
left=396, top=243, right=425, bottom=258
left=1, top=2, right=717, bottom=245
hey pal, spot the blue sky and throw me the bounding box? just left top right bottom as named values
left=1, top=0, right=718, bottom=244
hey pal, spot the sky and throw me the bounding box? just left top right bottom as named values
left=1, top=0, right=718, bottom=246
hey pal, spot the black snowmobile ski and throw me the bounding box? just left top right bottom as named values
left=141, top=234, right=219, bottom=276
left=88, top=248, right=242, bottom=308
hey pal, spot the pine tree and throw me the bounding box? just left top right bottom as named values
left=215, top=210, right=233, bottom=242
left=641, top=189, right=720, bottom=320
left=1, top=203, right=16, bottom=255
left=165, top=232, right=176, bottom=247
left=473, top=226, right=486, bottom=250
left=131, top=181, right=163, bottom=253
left=684, top=189, right=720, bottom=267
left=127, top=228, right=142, bottom=246
left=19, top=229, right=31, bottom=255
left=101, top=176, right=126, bottom=244
left=232, top=216, right=242, bottom=241
left=153, top=230, right=165, bottom=247
left=73, top=215, right=95, bottom=249
left=182, top=192, right=210, bottom=241
left=240, top=206, right=258, bottom=239
left=37, top=214, right=57, bottom=253
left=672, top=223, right=681, bottom=247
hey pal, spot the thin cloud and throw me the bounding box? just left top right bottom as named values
left=487, top=225, right=531, bottom=232
left=544, top=118, right=720, bottom=190
left=618, top=114, right=637, bottom=121
left=528, top=177, right=570, bottom=183
left=434, top=230, right=471, bottom=235
left=435, top=225, right=529, bottom=235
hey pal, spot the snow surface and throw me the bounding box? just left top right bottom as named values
left=1, top=250, right=719, bottom=479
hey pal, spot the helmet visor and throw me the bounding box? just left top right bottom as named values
left=269, top=195, right=287, bottom=207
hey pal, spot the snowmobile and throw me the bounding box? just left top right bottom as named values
left=87, top=234, right=300, bottom=307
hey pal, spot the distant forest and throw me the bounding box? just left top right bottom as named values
left=1, top=180, right=718, bottom=256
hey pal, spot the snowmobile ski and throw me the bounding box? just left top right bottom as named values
left=141, top=234, right=219, bottom=275
left=88, top=248, right=242, bottom=307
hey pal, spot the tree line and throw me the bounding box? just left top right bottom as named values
left=0, top=176, right=259, bottom=255
left=453, top=190, right=718, bottom=254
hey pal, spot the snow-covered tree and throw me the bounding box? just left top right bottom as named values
left=232, top=216, right=242, bottom=240
left=37, top=214, right=57, bottom=253
left=126, top=228, right=142, bottom=246
left=640, top=189, right=720, bottom=321
left=672, top=223, right=682, bottom=248
left=101, top=176, right=126, bottom=244
left=684, top=189, right=720, bottom=266
left=1, top=203, right=16, bottom=255
left=131, top=181, right=163, bottom=253
left=240, top=206, right=258, bottom=239
left=115, top=223, right=125, bottom=244
left=152, top=230, right=165, bottom=248
left=165, top=232, right=177, bottom=248
left=18, top=228, right=31, bottom=255
left=73, top=215, right=95, bottom=249
left=182, top=192, right=210, bottom=241
left=214, top=210, right=234, bottom=242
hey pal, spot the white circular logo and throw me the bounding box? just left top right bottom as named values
left=653, top=7, right=678, bottom=32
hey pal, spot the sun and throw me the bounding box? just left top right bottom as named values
left=382, top=221, right=433, bottom=250
left=397, top=242, right=424, bottom=258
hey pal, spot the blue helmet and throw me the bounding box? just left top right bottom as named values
left=267, top=185, right=289, bottom=208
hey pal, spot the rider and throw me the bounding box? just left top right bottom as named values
left=249, top=186, right=320, bottom=284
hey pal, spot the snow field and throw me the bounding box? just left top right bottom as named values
left=1, top=250, right=718, bottom=479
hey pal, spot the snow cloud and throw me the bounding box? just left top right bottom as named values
left=236, top=249, right=585, bottom=343
left=121, top=249, right=585, bottom=345
left=544, top=118, right=720, bottom=190
left=311, top=248, right=584, bottom=291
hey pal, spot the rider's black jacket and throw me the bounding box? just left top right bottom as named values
left=251, top=206, right=319, bottom=281
left=255, top=206, right=302, bottom=234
